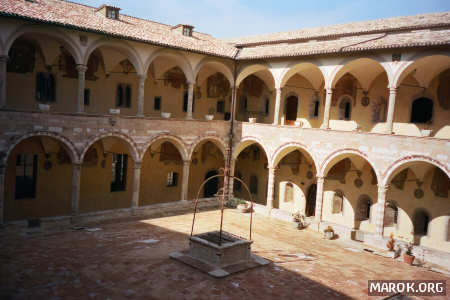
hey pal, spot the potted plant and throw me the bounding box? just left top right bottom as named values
left=386, top=233, right=395, bottom=251
left=248, top=116, right=257, bottom=123
left=205, top=108, right=214, bottom=120
left=323, top=226, right=334, bottom=239
left=291, top=211, right=307, bottom=229
left=403, top=242, right=415, bottom=265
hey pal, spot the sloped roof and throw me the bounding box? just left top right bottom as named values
left=0, top=0, right=238, bottom=58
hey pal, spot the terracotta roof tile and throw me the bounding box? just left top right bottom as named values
left=226, top=12, right=450, bottom=46
left=0, top=0, right=238, bottom=58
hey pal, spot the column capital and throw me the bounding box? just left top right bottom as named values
left=0, top=55, right=8, bottom=63
left=377, top=184, right=390, bottom=191
left=183, top=160, right=191, bottom=166
left=72, top=163, right=82, bottom=169
left=133, top=162, right=142, bottom=169
left=138, top=74, right=147, bottom=80
left=325, top=87, right=334, bottom=94
left=76, top=64, right=88, bottom=73
left=316, top=176, right=325, bottom=182
left=388, top=86, right=398, bottom=94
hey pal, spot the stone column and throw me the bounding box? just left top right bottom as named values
left=186, top=82, right=194, bottom=120
left=375, top=185, right=389, bottom=236
left=385, top=87, right=398, bottom=134
left=0, top=164, right=5, bottom=224
left=137, top=74, right=147, bottom=117
left=76, top=64, right=88, bottom=113
left=266, top=167, right=276, bottom=212
left=132, top=162, right=142, bottom=208
left=273, top=88, right=282, bottom=125
left=71, top=163, right=81, bottom=217
left=181, top=160, right=190, bottom=201
left=321, top=88, right=333, bottom=129
left=0, top=55, right=8, bottom=109
left=314, top=176, right=325, bottom=222
left=230, top=87, right=237, bottom=122
left=227, top=159, right=236, bottom=200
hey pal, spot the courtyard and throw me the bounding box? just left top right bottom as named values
left=0, top=208, right=448, bottom=299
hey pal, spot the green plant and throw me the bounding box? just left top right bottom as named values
left=404, top=242, right=414, bottom=255
left=225, top=197, right=247, bottom=208
left=208, top=107, right=215, bottom=115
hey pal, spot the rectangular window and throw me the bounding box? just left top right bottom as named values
left=84, top=88, right=90, bottom=106
left=36, top=72, right=56, bottom=102
left=167, top=172, right=179, bottom=187
left=265, top=98, right=270, bottom=115
left=116, top=84, right=131, bottom=108
left=217, top=100, right=225, bottom=113
left=313, top=101, right=319, bottom=117
left=154, top=96, right=161, bottom=111
left=15, top=154, right=37, bottom=199
left=111, top=153, right=128, bottom=192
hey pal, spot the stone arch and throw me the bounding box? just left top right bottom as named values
left=143, top=49, right=194, bottom=83
left=84, top=39, right=144, bottom=75
left=140, top=134, right=188, bottom=162
left=280, top=60, right=324, bottom=90
left=320, top=148, right=381, bottom=183
left=271, top=142, right=319, bottom=172
left=3, top=131, right=79, bottom=166
left=382, top=155, right=450, bottom=186
left=392, top=51, right=450, bottom=88
left=81, top=132, right=139, bottom=163
left=188, top=135, right=227, bottom=161
left=236, top=62, right=275, bottom=88
left=330, top=57, right=390, bottom=91
left=193, top=57, right=234, bottom=86
left=232, top=136, right=270, bottom=164
left=5, top=25, right=82, bottom=64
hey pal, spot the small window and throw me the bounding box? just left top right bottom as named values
left=339, top=97, right=352, bottom=120
left=15, top=154, right=37, bottom=199
left=265, top=98, right=270, bottom=116
left=250, top=175, right=258, bottom=194
left=154, top=96, right=161, bottom=111
left=384, top=201, right=398, bottom=227
left=106, top=8, right=119, bottom=20
left=410, top=97, right=433, bottom=123
left=116, top=84, right=131, bottom=108
left=36, top=72, right=56, bottom=102
left=332, top=190, right=344, bottom=214
left=284, top=182, right=294, bottom=203
left=313, top=101, right=319, bottom=117
left=84, top=88, right=90, bottom=106
left=182, top=26, right=193, bottom=37
left=356, top=195, right=372, bottom=221
left=167, top=172, right=179, bottom=187
left=233, top=171, right=243, bottom=192
left=111, top=153, right=128, bottom=192
left=217, top=100, right=225, bottom=113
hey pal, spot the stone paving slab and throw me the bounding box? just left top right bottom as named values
left=1, top=209, right=449, bottom=299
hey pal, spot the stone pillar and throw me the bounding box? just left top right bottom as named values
left=230, top=87, right=237, bottom=122
left=385, top=87, right=398, bottom=134
left=273, top=88, right=282, bottom=125
left=266, top=167, right=276, bottom=212
left=227, top=159, right=236, bottom=200
left=181, top=160, right=190, bottom=201
left=314, top=176, right=325, bottom=222
left=137, top=74, right=147, bottom=117
left=71, top=163, right=81, bottom=216
left=321, top=88, right=333, bottom=129
left=375, top=185, right=389, bottom=236
left=76, top=64, right=88, bottom=113
left=0, top=164, right=5, bottom=224
left=186, top=82, right=194, bottom=120
left=0, top=55, right=8, bottom=109
left=132, top=162, right=142, bottom=208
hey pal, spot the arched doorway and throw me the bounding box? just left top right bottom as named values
left=305, top=183, right=317, bottom=217
left=204, top=170, right=219, bottom=197
left=285, top=96, right=298, bottom=125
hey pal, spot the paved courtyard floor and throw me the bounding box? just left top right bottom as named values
left=1, top=208, right=449, bottom=299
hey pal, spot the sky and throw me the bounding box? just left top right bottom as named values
left=71, top=0, right=450, bottom=39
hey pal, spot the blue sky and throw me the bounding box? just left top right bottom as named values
left=71, top=0, right=450, bottom=38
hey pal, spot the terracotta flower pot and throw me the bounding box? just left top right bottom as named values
left=403, top=253, right=415, bottom=265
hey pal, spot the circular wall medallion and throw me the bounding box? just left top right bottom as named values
left=306, top=171, right=313, bottom=179
left=354, top=178, right=363, bottom=188
left=414, top=188, right=424, bottom=199
left=361, top=96, right=370, bottom=107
